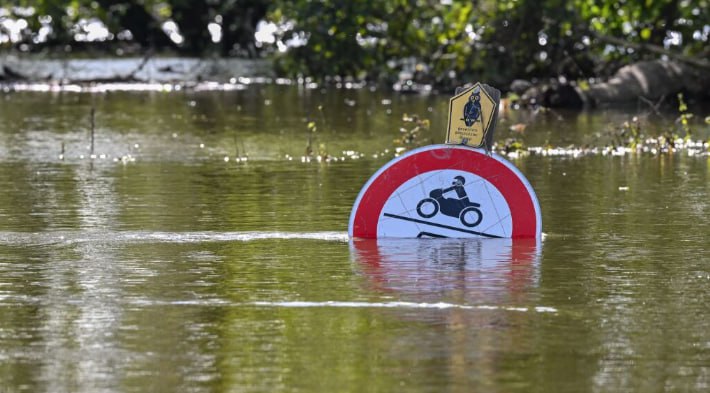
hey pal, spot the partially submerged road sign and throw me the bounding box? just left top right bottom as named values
left=348, top=145, right=541, bottom=239
left=348, top=83, right=541, bottom=239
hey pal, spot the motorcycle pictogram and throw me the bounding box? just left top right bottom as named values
left=416, top=176, right=483, bottom=227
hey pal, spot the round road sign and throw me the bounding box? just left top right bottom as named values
left=349, top=145, right=541, bottom=239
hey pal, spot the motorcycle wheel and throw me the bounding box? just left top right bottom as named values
left=416, top=198, right=439, bottom=218
left=460, top=206, right=483, bottom=227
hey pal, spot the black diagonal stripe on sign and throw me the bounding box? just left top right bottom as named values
left=382, top=213, right=502, bottom=239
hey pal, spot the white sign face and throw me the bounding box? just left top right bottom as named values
left=377, top=169, right=512, bottom=238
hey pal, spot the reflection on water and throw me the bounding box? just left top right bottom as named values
left=252, top=238, right=554, bottom=314
left=352, top=238, right=540, bottom=305
left=347, top=238, right=555, bottom=391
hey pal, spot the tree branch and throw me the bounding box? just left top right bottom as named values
left=594, top=33, right=710, bottom=70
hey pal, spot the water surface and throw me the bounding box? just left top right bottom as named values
left=0, top=86, right=708, bottom=392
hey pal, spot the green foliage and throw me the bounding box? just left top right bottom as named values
left=1, top=0, right=708, bottom=85
left=575, top=0, right=708, bottom=65
left=269, top=0, right=484, bottom=83
left=269, top=1, right=382, bottom=78
left=396, top=113, right=430, bottom=150
left=268, top=0, right=709, bottom=84
left=0, top=0, right=268, bottom=55
left=677, top=93, right=693, bottom=140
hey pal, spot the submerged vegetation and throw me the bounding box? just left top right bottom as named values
left=496, top=93, right=710, bottom=159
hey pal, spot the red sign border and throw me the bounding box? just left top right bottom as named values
left=348, top=145, right=541, bottom=238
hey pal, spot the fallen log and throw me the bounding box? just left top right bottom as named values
left=522, top=59, right=710, bottom=108
left=0, top=65, right=28, bottom=81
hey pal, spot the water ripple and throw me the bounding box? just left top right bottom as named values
left=248, top=301, right=558, bottom=313
left=0, top=231, right=349, bottom=246
left=0, top=295, right=557, bottom=314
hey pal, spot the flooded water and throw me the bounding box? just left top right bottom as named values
left=0, top=85, right=709, bottom=392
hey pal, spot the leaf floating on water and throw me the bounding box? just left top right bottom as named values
left=509, top=123, right=527, bottom=133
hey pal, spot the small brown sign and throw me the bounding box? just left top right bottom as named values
left=446, top=83, right=500, bottom=148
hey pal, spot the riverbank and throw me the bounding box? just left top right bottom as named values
left=0, top=55, right=273, bottom=84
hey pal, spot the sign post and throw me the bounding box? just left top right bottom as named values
left=349, top=83, right=541, bottom=239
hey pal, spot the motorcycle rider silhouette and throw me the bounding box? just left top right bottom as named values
left=416, top=176, right=483, bottom=227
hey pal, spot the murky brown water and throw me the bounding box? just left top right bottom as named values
left=0, top=85, right=708, bottom=392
